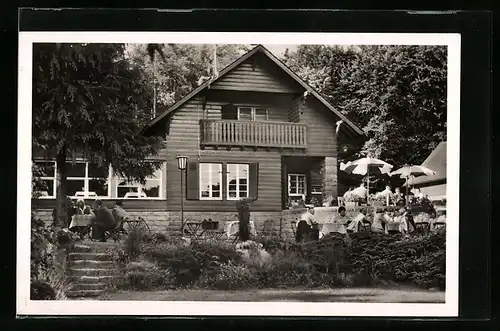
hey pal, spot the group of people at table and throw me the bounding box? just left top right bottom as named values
left=54, top=197, right=129, bottom=242
left=296, top=205, right=419, bottom=242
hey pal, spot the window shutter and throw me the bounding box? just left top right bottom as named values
left=186, top=161, right=199, bottom=200
left=249, top=162, right=259, bottom=201
left=221, top=104, right=238, bottom=120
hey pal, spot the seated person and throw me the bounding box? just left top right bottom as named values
left=351, top=183, right=368, bottom=203
left=74, top=199, right=88, bottom=215
left=52, top=196, right=78, bottom=227
left=346, top=208, right=369, bottom=233
left=330, top=206, right=348, bottom=235
left=396, top=207, right=416, bottom=235
left=112, top=200, right=129, bottom=231
left=91, top=200, right=117, bottom=242
left=376, top=185, right=392, bottom=198
left=295, top=206, right=318, bottom=242
left=384, top=206, right=400, bottom=234
left=371, top=207, right=387, bottom=234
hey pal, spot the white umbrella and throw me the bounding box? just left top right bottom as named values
left=390, top=165, right=436, bottom=206
left=340, top=157, right=393, bottom=205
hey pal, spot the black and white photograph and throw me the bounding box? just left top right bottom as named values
left=18, top=31, right=460, bottom=316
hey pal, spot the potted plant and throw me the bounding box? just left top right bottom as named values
left=371, top=194, right=386, bottom=207
left=344, top=192, right=359, bottom=208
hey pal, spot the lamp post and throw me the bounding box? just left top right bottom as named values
left=176, top=155, right=188, bottom=234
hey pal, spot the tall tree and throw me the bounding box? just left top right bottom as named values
left=124, top=43, right=250, bottom=109
left=33, top=43, right=164, bottom=226
left=284, top=44, right=447, bottom=169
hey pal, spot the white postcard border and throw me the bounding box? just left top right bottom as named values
left=18, top=32, right=460, bottom=317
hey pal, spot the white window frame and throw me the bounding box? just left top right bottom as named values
left=199, top=163, right=223, bottom=200
left=33, top=160, right=56, bottom=198
left=115, top=162, right=165, bottom=200
left=237, top=106, right=269, bottom=121
left=33, top=160, right=112, bottom=199
left=226, top=163, right=249, bottom=200
left=288, top=173, right=307, bottom=197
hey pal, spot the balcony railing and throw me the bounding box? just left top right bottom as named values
left=200, top=120, right=307, bottom=149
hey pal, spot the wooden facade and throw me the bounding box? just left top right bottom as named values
left=33, top=45, right=364, bottom=213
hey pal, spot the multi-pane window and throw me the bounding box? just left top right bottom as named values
left=227, top=164, right=249, bottom=200
left=199, top=163, right=222, bottom=200
left=288, top=174, right=306, bottom=196
left=237, top=107, right=268, bottom=121
left=33, top=161, right=56, bottom=198
left=32, top=160, right=164, bottom=199
left=33, top=160, right=110, bottom=198
left=116, top=166, right=163, bottom=199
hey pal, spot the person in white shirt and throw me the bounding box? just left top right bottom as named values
left=295, top=206, right=318, bottom=242
left=347, top=208, right=369, bottom=233
left=352, top=182, right=368, bottom=202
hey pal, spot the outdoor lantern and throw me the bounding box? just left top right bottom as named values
left=342, top=145, right=349, bottom=153
left=176, top=155, right=188, bottom=234
left=176, top=155, right=188, bottom=170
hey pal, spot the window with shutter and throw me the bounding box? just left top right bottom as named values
left=199, top=163, right=223, bottom=200
left=227, top=164, right=249, bottom=200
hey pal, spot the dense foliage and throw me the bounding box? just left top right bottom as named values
left=33, top=43, right=165, bottom=225
left=30, top=216, right=77, bottom=299
left=283, top=45, right=447, bottom=190
left=116, top=230, right=446, bottom=291
left=124, top=43, right=250, bottom=108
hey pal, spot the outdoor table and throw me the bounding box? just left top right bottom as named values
left=123, top=217, right=151, bottom=235
left=183, top=221, right=205, bottom=239
left=69, top=214, right=94, bottom=229
left=386, top=221, right=401, bottom=233
left=320, top=222, right=347, bottom=235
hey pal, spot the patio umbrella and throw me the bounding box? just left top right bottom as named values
left=390, top=165, right=436, bottom=206
left=340, top=157, right=394, bottom=205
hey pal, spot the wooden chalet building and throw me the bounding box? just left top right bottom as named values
left=33, top=45, right=364, bottom=230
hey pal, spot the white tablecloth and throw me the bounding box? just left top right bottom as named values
left=69, top=214, right=94, bottom=229
left=224, top=221, right=257, bottom=237
left=320, top=222, right=347, bottom=235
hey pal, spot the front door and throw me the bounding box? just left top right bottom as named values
left=288, top=173, right=307, bottom=203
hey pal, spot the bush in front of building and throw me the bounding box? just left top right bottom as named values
left=115, top=228, right=446, bottom=292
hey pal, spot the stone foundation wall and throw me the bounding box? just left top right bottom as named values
left=34, top=206, right=381, bottom=240
left=32, top=209, right=287, bottom=238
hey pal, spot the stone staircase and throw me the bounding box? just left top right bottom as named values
left=66, top=241, right=120, bottom=298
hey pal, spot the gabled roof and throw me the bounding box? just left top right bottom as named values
left=411, top=141, right=447, bottom=186
left=142, top=44, right=364, bottom=138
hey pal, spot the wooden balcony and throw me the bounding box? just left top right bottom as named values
left=200, top=120, right=308, bottom=149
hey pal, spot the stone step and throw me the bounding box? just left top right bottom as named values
left=70, top=260, right=116, bottom=269
left=73, top=242, right=121, bottom=253
left=69, top=268, right=119, bottom=277
left=66, top=289, right=104, bottom=298
left=69, top=275, right=118, bottom=285
left=69, top=252, right=114, bottom=261
left=70, top=282, right=107, bottom=291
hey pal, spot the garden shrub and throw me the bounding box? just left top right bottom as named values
left=124, top=222, right=146, bottom=258
left=129, top=229, right=445, bottom=291
left=31, top=215, right=75, bottom=300
left=116, top=260, right=175, bottom=290
left=142, top=239, right=242, bottom=287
